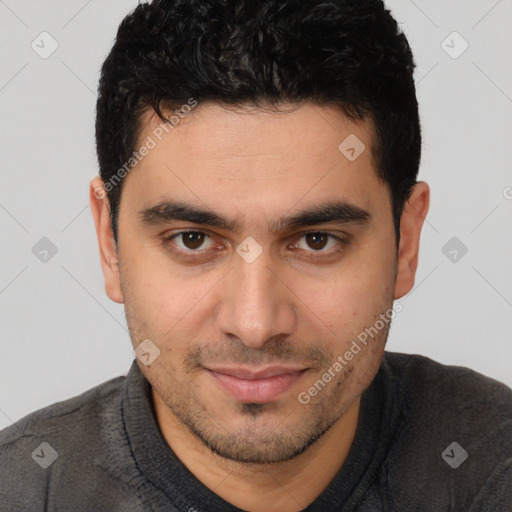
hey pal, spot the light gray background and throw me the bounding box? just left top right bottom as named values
left=1, top=0, right=511, bottom=429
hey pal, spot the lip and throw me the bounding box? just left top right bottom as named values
left=205, top=366, right=308, bottom=403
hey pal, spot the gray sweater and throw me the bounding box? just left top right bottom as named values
left=1, top=351, right=511, bottom=511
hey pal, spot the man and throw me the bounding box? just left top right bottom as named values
left=1, top=0, right=511, bottom=510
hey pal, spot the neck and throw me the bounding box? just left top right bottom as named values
left=152, top=391, right=361, bottom=512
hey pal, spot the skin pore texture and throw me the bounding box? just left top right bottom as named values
left=90, top=102, right=429, bottom=512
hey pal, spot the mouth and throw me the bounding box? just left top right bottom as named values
left=204, top=365, right=309, bottom=403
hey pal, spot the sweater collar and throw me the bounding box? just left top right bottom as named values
left=121, top=354, right=397, bottom=511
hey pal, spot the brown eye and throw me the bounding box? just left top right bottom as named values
left=305, top=232, right=329, bottom=251
left=168, top=231, right=215, bottom=252
left=181, top=232, right=206, bottom=249
left=292, top=232, right=348, bottom=258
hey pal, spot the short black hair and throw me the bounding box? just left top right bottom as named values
left=95, top=0, right=421, bottom=246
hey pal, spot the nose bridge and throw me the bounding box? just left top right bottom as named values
left=237, top=250, right=276, bottom=308
left=215, top=246, right=296, bottom=348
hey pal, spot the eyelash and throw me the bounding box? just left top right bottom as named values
left=162, top=230, right=350, bottom=260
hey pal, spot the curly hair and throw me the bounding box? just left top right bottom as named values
left=95, top=0, right=421, bottom=245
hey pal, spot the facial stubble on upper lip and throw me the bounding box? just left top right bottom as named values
left=183, top=342, right=330, bottom=374
left=181, top=343, right=334, bottom=409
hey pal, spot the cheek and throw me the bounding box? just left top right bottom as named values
left=291, top=250, right=396, bottom=355
left=124, top=254, right=221, bottom=344
left=343, top=235, right=397, bottom=310
left=299, top=260, right=393, bottom=322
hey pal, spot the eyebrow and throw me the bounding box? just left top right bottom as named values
left=139, top=199, right=371, bottom=233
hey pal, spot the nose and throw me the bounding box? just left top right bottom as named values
left=215, top=247, right=297, bottom=349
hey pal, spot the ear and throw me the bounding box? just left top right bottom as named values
left=89, top=177, right=124, bottom=304
left=394, top=181, right=430, bottom=299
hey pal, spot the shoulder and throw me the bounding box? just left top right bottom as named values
left=0, top=373, right=126, bottom=510
left=382, top=350, right=512, bottom=448
left=379, top=351, right=512, bottom=510
left=0, top=373, right=126, bottom=446
left=382, top=350, right=512, bottom=419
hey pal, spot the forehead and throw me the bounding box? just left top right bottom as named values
left=139, top=102, right=376, bottom=167
left=123, top=102, right=389, bottom=222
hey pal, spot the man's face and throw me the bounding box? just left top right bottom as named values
left=112, top=103, right=399, bottom=464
